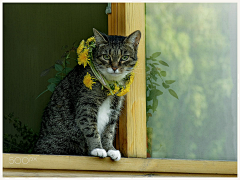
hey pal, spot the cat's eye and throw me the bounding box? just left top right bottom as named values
left=121, top=55, right=129, bottom=61
left=103, top=54, right=111, bottom=60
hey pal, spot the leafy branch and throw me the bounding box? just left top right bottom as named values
left=146, top=52, right=178, bottom=123
left=3, top=113, right=39, bottom=153
left=36, top=43, right=78, bottom=99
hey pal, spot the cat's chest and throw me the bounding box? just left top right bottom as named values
left=97, top=96, right=113, bottom=135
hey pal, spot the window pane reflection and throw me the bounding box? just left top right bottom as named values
left=146, top=3, right=237, bottom=160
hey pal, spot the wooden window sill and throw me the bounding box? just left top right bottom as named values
left=2, top=153, right=237, bottom=177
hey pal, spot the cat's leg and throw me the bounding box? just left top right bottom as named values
left=75, top=103, right=107, bottom=158
left=101, top=95, right=124, bottom=161
left=101, top=122, right=121, bottom=161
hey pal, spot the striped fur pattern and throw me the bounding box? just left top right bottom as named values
left=34, top=29, right=141, bottom=161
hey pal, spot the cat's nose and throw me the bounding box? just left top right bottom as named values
left=112, top=66, right=118, bottom=72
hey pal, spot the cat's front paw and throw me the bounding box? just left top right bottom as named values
left=91, top=148, right=107, bottom=158
left=107, top=150, right=121, bottom=161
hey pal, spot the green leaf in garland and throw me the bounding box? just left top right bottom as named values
left=160, top=71, right=166, bottom=77
left=55, top=64, right=63, bottom=72
left=165, top=80, right=176, bottom=84
left=159, top=60, right=169, bottom=67
left=151, top=52, right=161, bottom=58
left=168, top=89, right=178, bottom=99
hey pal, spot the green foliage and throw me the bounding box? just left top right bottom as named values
left=3, top=113, right=39, bottom=154
left=168, top=89, right=178, bottom=99
left=146, top=52, right=178, bottom=122
left=36, top=43, right=78, bottom=99
left=146, top=3, right=237, bottom=161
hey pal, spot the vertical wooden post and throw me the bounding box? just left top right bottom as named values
left=108, top=3, right=146, bottom=158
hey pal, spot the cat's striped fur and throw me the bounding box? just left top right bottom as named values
left=34, top=29, right=141, bottom=161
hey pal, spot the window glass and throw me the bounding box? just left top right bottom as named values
left=146, top=3, right=237, bottom=160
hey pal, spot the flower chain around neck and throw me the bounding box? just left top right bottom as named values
left=77, top=36, right=136, bottom=96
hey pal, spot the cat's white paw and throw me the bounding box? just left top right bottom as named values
left=91, top=148, right=107, bottom=158
left=107, top=150, right=121, bottom=161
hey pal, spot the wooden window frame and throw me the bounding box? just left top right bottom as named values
left=2, top=3, right=237, bottom=177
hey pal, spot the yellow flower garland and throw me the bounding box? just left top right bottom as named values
left=86, top=37, right=95, bottom=46
left=83, top=72, right=95, bottom=90
left=77, top=40, right=85, bottom=55
left=108, top=72, right=135, bottom=96
left=118, top=72, right=135, bottom=96
left=77, top=48, right=89, bottom=68
left=77, top=37, right=95, bottom=68
left=77, top=36, right=136, bottom=96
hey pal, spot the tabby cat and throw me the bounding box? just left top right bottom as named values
left=34, top=28, right=141, bottom=161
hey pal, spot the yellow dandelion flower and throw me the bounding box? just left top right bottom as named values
left=78, top=48, right=89, bottom=68
left=117, top=86, right=130, bottom=96
left=134, top=61, right=138, bottom=68
left=77, top=40, right=85, bottom=55
left=108, top=83, right=120, bottom=96
left=86, top=37, right=96, bottom=46
left=83, top=72, right=96, bottom=90
left=128, top=72, right=135, bottom=86
left=113, top=84, right=120, bottom=93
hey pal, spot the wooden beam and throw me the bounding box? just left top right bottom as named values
left=3, top=154, right=237, bottom=175
left=3, top=168, right=237, bottom=177
left=108, top=3, right=147, bottom=158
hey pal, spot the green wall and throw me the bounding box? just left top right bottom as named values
left=3, top=3, right=108, bottom=134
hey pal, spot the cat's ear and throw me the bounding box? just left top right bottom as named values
left=124, top=30, right=141, bottom=50
left=93, top=28, right=108, bottom=45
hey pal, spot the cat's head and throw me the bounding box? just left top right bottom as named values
left=93, top=28, right=141, bottom=82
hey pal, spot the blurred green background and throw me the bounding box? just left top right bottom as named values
left=3, top=3, right=108, bottom=136
left=146, top=3, right=237, bottom=161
